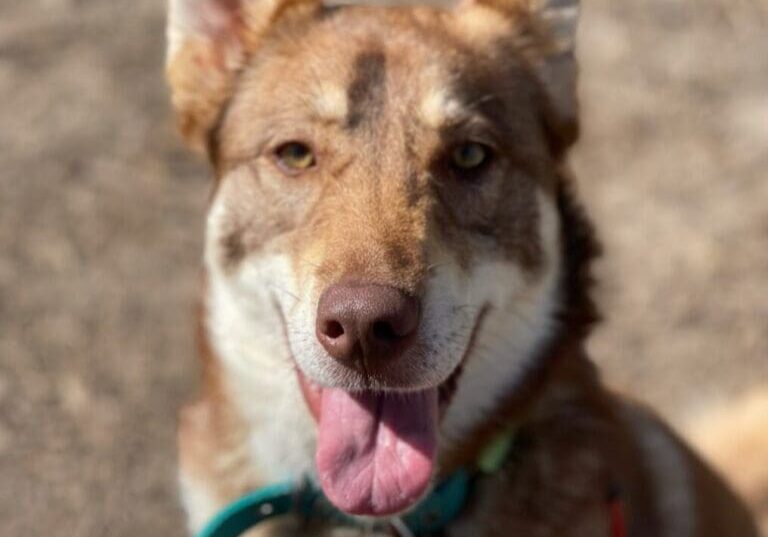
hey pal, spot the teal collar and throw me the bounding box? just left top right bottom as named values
left=195, top=470, right=470, bottom=537
left=196, top=429, right=516, bottom=537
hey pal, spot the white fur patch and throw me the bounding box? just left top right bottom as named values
left=419, top=88, right=463, bottom=128
left=312, top=83, right=349, bottom=122
left=179, top=470, right=220, bottom=534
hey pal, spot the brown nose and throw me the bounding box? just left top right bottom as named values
left=316, top=283, right=420, bottom=366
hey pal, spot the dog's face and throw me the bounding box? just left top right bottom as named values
left=168, top=0, right=578, bottom=518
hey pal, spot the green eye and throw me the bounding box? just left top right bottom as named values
left=451, top=142, right=491, bottom=170
left=275, top=142, right=315, bottom=171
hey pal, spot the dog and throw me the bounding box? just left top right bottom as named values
left=165, top=0, right=762, bottom=535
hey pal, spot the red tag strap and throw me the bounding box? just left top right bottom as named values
left=608, top=496, right=628, bottom=537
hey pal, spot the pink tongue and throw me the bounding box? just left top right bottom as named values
left=316, top=387, right=438, bottom=516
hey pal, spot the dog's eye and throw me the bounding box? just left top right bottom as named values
left=275, top=142, right=316, bottom=171
left=450, top=142, right=491, bottom=171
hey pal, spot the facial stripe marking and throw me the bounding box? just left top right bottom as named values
left=346, top=50, right=387, bottom=129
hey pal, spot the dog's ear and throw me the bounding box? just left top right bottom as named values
left=166, top=0, right=318, bottom=152
left=458, top=0, right=580, bottom=153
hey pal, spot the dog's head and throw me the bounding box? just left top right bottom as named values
left=168, top=0, right=579, bottom=518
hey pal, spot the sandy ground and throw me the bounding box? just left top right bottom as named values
left=0, top=0, right=766, bottom=535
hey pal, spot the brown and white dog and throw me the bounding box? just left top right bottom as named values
left=165, top=0, right=762, bottom=535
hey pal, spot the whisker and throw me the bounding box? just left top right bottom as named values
left=294, top=256, right=321, bottom=270
left=268, top=283, right=301, bottom=302
left=465, top=93, right=497, bottom=110
left=426, top=262, right=447, bottom=273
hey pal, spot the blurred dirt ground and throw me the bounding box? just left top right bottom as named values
left=0, top=0, right=766, bottom=535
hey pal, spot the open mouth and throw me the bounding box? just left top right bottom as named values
left=292, top=305, right=487, bottom=518
left=296, top=365, right=466, bottom=517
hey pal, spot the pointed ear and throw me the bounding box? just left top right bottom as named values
left=166, top=0, right=318, bottom=152
left=530, top=0, right=580, bottom=150
left=459, top=0, right=580, bottom=152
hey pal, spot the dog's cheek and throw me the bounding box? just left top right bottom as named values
left=283, top=281, right=334, bottom=381
left=205, top=166, right=313, bottom=276
left=438, top=192, right=562, bottom=440
left=205, top=168, right=264, bottom=276
left=203, top=172, right=336, bottom=384
left=415, top=250, right=475, bottom=382
left=472, top=189, right=560, bottom=310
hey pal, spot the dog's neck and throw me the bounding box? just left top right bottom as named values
left=198, top=176, right=602, bottom=490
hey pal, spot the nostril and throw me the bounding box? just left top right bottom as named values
left=323, top=320, right=345, bottom=339
left=372, top=321, right=398, bottom=342
left=317, top=282, right=421, bottom=364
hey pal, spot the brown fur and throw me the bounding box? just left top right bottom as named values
left=183, top=4, right=560, bottom=286
left=168, top=0, right=762, bottom=535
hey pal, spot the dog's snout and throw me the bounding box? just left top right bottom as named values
left=316, top=283, right=420, bottom=365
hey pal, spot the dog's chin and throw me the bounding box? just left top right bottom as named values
left=295, top=362, right=464, bottom=519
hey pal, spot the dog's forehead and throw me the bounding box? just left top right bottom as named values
left=220, top=5, right=544, bottom=165
left=259, top=7, right=506, bottom=127
left=315, top=48, right=464, bottom=130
